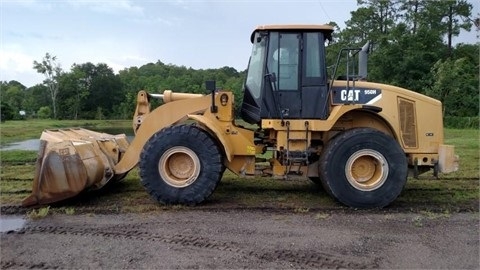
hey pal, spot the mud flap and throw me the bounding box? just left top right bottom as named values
left=438, top=144, right=459, bottom=174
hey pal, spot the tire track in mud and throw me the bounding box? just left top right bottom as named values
left=0, top=189, right=31, bottom=195
left=3, top=224, right=378, bottom=269
left=1, top=260, right=58, bottom=269
left=252, top=249, right=378, bottom=269
left=0, top=205, right=27, bottom=215
left=0, top=178, right=34, bottom=182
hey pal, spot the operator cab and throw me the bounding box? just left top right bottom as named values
left=241, top=25, right=333, bottom=124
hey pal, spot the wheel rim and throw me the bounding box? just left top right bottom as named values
left=158, top=146, right=201, bottom=188
left=345, top=149, right=388, bottom=191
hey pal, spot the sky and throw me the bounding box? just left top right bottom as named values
left=1, top=0, right=479, bottom=88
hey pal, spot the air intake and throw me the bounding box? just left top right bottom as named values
left=398, top=97, right=418, bottom=148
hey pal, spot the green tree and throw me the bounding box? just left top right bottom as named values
left=23, top=84, right=50, bottom=117
left=332, top=0, right=475, bottom=96
left=37, top=106, right=52, bottom=119
left=0, top=81, right=27, bottom=119
left=75, top=63, right=123, bottom=118
left=398, top=0, right=422, bottom=34
left=0, top=100, right=15, bottom=121
left=341, top=0, right=399, bottom=44
left=57, top=65, right=90, bottom=119
left=368, top=24, right=446, bottom=91
left=427, top=57, right=477, bottom=116
left=33, top=53, right=63, bottom=119
left=424, top=0, right=473, bottom=56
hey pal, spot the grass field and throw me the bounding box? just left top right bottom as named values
left=0, top=119, right=132, bottom=145
left=0, top=120, right=478, bottom=214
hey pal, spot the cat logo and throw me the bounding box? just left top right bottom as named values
left=332, top=87, right=382, bottom=105
left=341, top=89, right=361, bottom=102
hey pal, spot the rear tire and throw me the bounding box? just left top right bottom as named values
left=319, top=128, right=407, bottom=208
left=139, top=125, right=224, bottom=205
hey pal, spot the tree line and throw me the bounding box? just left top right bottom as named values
left=1, top=0, right=478, bottom=123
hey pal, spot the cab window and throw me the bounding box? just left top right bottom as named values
left=267, top=33, right=300, bottom=91
left=303, top=32, right=325, bottom=85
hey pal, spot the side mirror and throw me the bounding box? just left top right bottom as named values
left=205, top=80, right=216, bottom=92
left=205, top=80, right=218, bottom=113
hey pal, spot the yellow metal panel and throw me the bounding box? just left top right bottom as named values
left=270, top=158, right=286, bottom=176
left=331, top=80, right=445, bottom=155
left=251, top=24, right=334, bottom=43
left=408, top=154, right=440, bottom=166
left=261, top=105, right=364, bottom=131
left=114, top=95, right=211, bottom=174
left=227, top=156, right=256, bottom=175
left=188, top=115, right=234, bottom=161
left=333, top=110, right=395, bottom=138
left=275, top=130, right=310, bottom=152
left=188, top=114, right=256, bottom=161
left=216, top=92, right=235, bottom=122
left=254, top=24, right=334, bottom=32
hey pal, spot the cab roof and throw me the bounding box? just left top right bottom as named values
left=250, top=24, right=334, bottom=43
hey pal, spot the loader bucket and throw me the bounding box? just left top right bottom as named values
left=22, top=128, right=130, bottom=207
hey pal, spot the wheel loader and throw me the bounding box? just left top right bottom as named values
left=23, top=24, right=459, bottom=208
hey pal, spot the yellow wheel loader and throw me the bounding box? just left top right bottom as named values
left=23, top=24, right=459, bottom=208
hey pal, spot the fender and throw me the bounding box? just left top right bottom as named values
left=188, top=114, right=236, bottom=162
left=188, top=112, right=257, bottom=163
left=114, top=95, right=211, bottom=174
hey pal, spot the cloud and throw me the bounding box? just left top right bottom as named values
left=2, top=0, right=54, bottom=11
left=4, top=31, right=62, bottom=42
left=131, top=16, right=175, bottom=26
left=66, top=0, right=144, bottom=16
left=0, top=33, right=147, bottom=87
left=107, top=54, right=150, bottom=73
left=0, top=48, right=34, bottom=73
left=171, top=0, right=191, bottom=10
left=0, top=48, right=45, bottom=86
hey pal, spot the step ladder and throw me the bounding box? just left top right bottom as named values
left=284, top=121, right=309, bottom=176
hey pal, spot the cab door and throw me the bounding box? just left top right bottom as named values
left=301, top=32, right=329, bottom=119
left=267, top=32, right=301, bottom=118
left=266, top=32, right=329, bottom=120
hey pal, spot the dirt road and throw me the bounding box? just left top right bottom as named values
left=1, top=209, right=478, bottom=269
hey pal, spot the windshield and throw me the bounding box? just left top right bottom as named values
left=245, top=33, right=266, bottom=99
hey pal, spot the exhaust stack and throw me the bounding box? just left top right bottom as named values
left=358, top=41, right=370, bottom=80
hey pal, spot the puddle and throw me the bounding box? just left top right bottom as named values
left=0, top=216, right=26, bottom=233
left=1, top=139, right=40, bottom=151
left=1, top=127, right=134, bottom=151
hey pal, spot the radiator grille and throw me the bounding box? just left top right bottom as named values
left=398, top=97, right=418, bottom=148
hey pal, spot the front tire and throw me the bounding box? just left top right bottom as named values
left=139, top=125, right=224, bottom=205
left=319, top=128, right=407, bottom=208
